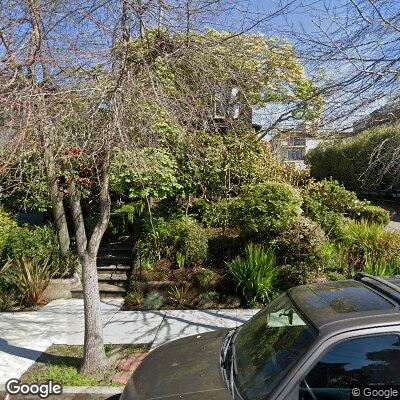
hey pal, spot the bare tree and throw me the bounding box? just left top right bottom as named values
left=283, top=0, right=400, bottom=131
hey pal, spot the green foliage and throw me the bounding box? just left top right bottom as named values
left=0, top=208, right=18, bottom=260
left=349, top=204, right=390, bottom=225
left=302, top=179, right=359, bottom=214
left=0, top=289, right=18, bottom=311
left=274, top=216, right=328, bottom=268
left=202, top=198, right=237, bottom=228
left=126, top=29, right=322, bottom=121
left=176, top=252, right=185, bottom=269
left=125, top=291, right=144, bottom=308
left=167, top=286, right=188, bottom=307
left=3, top=224, right=65, bottom=275
left=305, top=124, right=400, bottom=192
left=0, top=152, right=49, bottom=212
left=143, top=291, right=165, bottom=310
left=140, top=216, right=209, bottom=267
left=111, top=147, right=182, bottom=200
left=1, top=257, right=57, bottom=307
left=101, top=201, right=145, bottom=243
left=196, top=291, right=219, bottom=309
left=227, top=244, right=277, bottom=305
left=363, top=256, right=400, bottom=276
left=275, top=265, right=310, bottom=291
left=234, top=182, right=302, bottom=237
left=340, top=221, right=400, bottom=273
left=207, top=228, right=245, bottom=264
left=194, top=268, right=218, bottom=290
left=301, top=179, right=389, bottom=237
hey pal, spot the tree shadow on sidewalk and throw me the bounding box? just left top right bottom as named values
left=0, top=338, right=81, bottom=368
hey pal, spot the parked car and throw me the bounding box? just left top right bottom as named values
left=121, top=273, right=400, bottom=400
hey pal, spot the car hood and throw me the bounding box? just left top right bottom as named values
left=120, top=329, right=233, bottom=400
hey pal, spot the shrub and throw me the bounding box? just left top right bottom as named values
left=227, top=244, right=277, bottom=305
left=0, top=289, right=18, bottom=311
left=274, top=216, right=328, bottom=268
left=234, top=182, right=302, bottom=238
left=3, top=225, right=62, bottom=274
left=275, top=264, right=310, bottom=291
left=302, top=179, right=359, bottom=214
left=207, top=228, right=245, bottom=264
left=143, top=291, right=165, bottom=310
left=125, top=291, right=144, bottom=307
left=301, top=179, right=389, bottom=237
left=196, top=291, right=219, bottom=309
left=349, top=204, right=390, bottom=225
left=88, top=201, right=145, bottom=244
left=342, top=220, right=385, bottom=265
left=1, top=256, right=56, bottom=307
left=194, top=268, right=218, bottom=290
left=0, top=208, right=18, bottom=260
left=202, top=198, right=237, bottom=228
left=140, top=216, right=209, bottom=267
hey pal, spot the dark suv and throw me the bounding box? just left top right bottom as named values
left=121, top=273, right=400, bottom=400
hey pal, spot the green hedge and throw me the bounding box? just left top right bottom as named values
left=305, top=124, right=400, bottom=193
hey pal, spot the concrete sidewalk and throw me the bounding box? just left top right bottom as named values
left=0, top=299, right=258, bottom=384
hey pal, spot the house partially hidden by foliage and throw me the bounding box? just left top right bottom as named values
left=1, top=29, right=397, bottom=317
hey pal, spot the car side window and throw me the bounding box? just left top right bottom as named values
left=297, top=334, right=400, bottom=400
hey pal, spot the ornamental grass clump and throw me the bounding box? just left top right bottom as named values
left=227, top=243, right=277, bottom=306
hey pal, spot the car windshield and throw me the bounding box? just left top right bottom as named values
left=233, top=294, right=317, bottom=400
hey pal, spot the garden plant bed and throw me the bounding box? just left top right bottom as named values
left=21, top=344, right=150, bottom=387
left=123, top=256, right=243, bottom=311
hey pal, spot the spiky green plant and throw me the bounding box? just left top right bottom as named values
left=227, top=243, right=277, bottom=305
left=176, top=252, right=185, bottom=269
left=363, top=256, right=400, bottom=276
left=167, top=286, right=188, bottom=307
left=1, top=256, right=56, bottom=307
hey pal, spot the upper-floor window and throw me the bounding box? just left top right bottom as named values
left=288, top=137, right=306, bottom=146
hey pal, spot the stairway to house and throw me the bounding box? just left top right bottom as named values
left=72, top=236, right=134, bottom=299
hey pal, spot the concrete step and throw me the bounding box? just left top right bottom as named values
left=98, top=272, right=129, bottom=281
left=97, top=264, right=130, bottom=273
left=97, top=247, right=133, bottom=258
left=71, top=282, right=127, bottom=299
left=97, top=257, right=131, bottom=267
left=99, top=283, right=127, bottom=298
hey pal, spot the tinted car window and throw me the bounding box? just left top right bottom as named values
left=233, top=294, right=316, bottom=400
left=299, top=335, right=400, bottom=400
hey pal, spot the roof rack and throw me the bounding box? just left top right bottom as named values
left=355, top=272, right=400, bottom=298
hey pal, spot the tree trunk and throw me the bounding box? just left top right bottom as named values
left=68, top=179, right=107, bottom=375
left=42, top=133, right=70, bottom=255
left=80, top=252, right=107, bottom=374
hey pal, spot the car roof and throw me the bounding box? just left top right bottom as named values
left=289, top=274, right=400, bottom=333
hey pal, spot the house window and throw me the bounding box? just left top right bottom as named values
left=287, top=149, right=304, bottom=160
